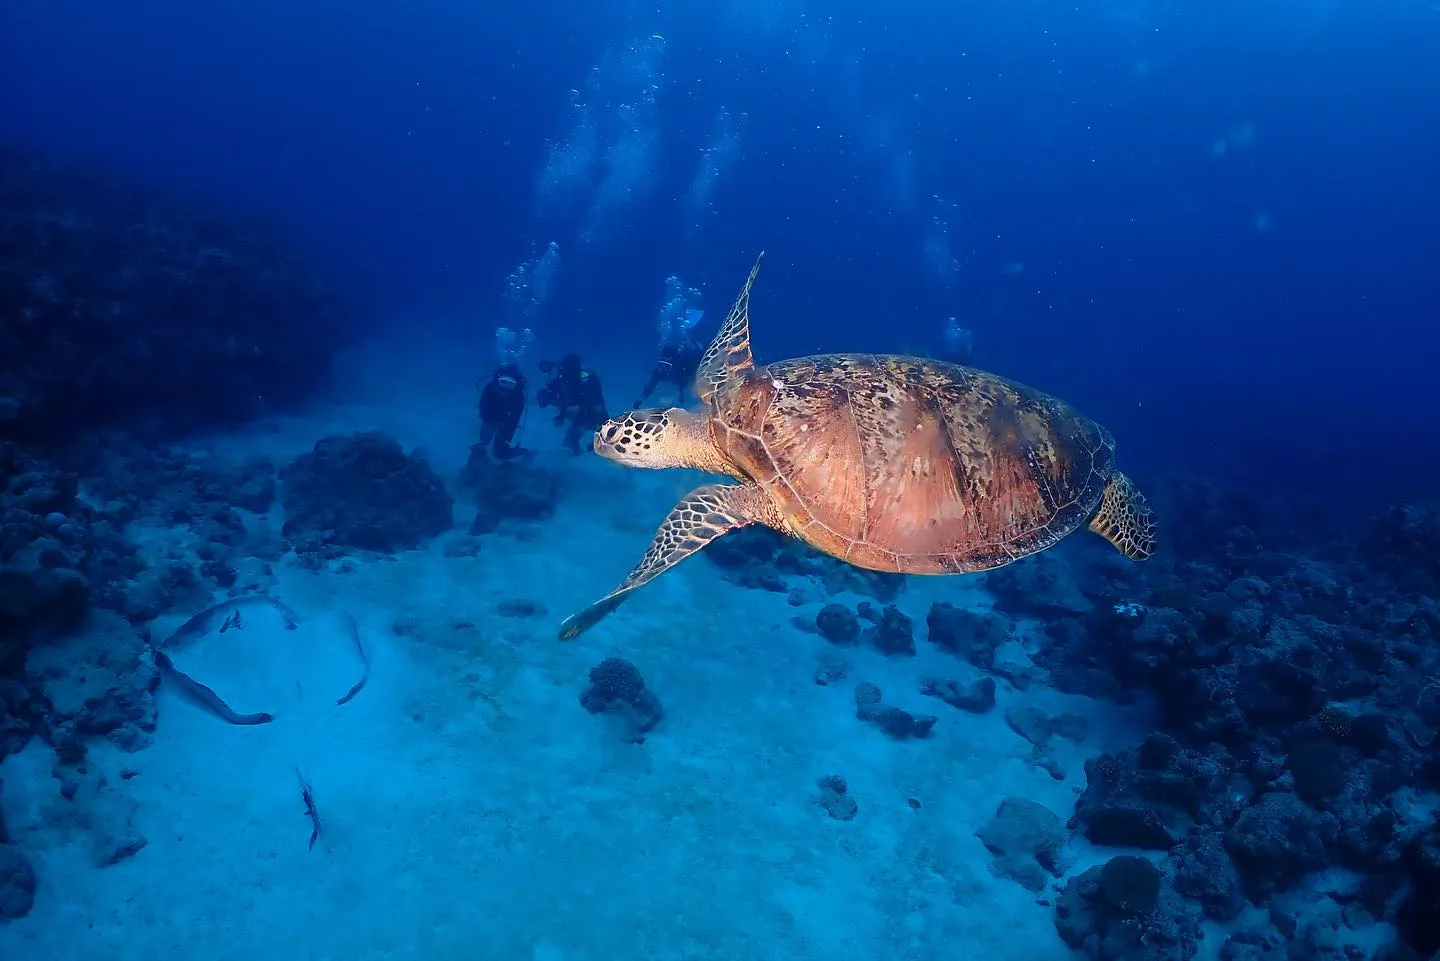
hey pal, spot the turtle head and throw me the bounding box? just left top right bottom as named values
left=593, top=406, right=743, bottom=477
left=593, top=408, right=697, bottom=469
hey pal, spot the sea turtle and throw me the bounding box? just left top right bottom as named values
left=558, top=252, right=1156, bottom=640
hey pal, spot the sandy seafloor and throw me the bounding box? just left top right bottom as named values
left=0, top=334, right=1167, bottom=961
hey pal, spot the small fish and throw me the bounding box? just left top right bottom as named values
left=219, top=610, right=244, bottom=634
left=296, top=768, right=321, bottom=851
left=336, top=612, right=370, bottom=706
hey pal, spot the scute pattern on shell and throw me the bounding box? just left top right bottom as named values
left=714, top=354, right=1115, bottom=574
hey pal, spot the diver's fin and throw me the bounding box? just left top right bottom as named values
left=1088, top=472, right=1157, bottom=561
left=558, top=483, right=769, bottom=640
left=695, top=252, right=763, bottom=405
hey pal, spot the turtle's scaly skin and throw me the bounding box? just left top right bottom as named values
left=713, top=353, right=1115, bottom=574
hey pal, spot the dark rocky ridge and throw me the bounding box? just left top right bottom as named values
left=0, top=146, right=350, bottom=447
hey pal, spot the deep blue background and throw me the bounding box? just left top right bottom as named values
left=3, top=0, right=1436, bottom=510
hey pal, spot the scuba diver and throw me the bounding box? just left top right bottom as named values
left=941, top=316, right=974, bottom=363
left=477, top=362, right=532, bottom=461
left=537, top=353, right=610, bottom=454
left=632, top=334, right=704, bottom=408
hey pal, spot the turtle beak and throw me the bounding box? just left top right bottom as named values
left=595, top=419, right=622, bottom=452
left=592, top=415, right=632, bottom=461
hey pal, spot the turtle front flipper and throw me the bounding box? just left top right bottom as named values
left=559, top=482, right=772, bottom=640
left=1088, top=472, right=1158, bottom=561
left=695, top=252, right=764, bottom=406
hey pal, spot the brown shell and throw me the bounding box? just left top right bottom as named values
left=712, top=354, right=1115, bottom=574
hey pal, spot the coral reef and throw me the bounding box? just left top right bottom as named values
left=579, top=657, right=664, bottom=742
left=703, top=526, right=905, bottom=602
left=457, top=444, right=563, bottom=535
left=0, top=147, right=348, bottom=445
left=811, top=774, right=858, bottom=821
left=26, top=610, right=159, bottom=759
left=977, top=796, right=1067, bottom=892
left=813, top=601, right=915, bottom=655
left=1054, top=859, right=1201, bottom=961
left=853, top=681, right=936, bottom=740
left=0, top=442, right=142, bottom=653
left=0, top=431, right=310, bottom=921
left=280, top=432, right=453, bottom=555
left=983, top=474, right=1440, bottom=959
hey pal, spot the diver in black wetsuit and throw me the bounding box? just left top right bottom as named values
left=478, top=362, right=532, bottom=461
left=632, top=336, right=704, bottom=408
left=537, top=353, right=610, bottom=454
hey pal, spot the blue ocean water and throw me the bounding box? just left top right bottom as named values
left=1, top=1, right=1439, bottom=959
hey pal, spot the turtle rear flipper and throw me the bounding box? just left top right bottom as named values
left=558, top=482, right=773, bottom=640
left=695, top=252, right=764, bottom=405
left=1088, top=472, right=1157, bottom=560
